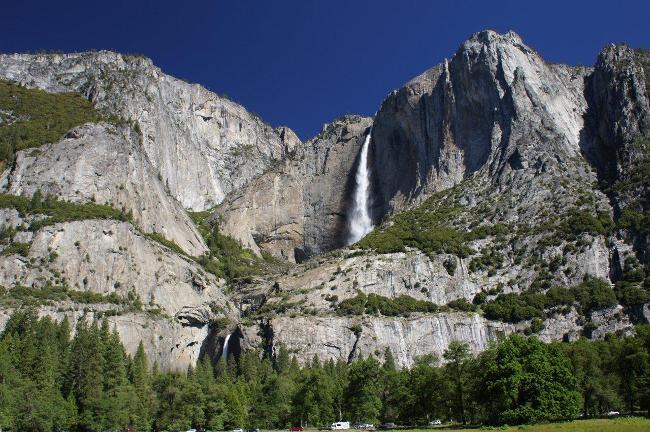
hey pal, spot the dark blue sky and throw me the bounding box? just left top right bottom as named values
left=2, top=0, right=649, bottom=139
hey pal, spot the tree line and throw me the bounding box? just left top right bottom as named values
left=0, top=309, right=649, bottom=431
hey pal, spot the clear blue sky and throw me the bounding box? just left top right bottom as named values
left=2, top=0, right=649, bottom=139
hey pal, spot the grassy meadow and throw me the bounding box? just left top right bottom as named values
left=424, top=417, right=650, bottom=431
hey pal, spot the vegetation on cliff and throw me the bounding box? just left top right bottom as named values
left=481, top=276, right=618, bottom=323
left=0, top=79, right=104, bottom=169
left=190, top=211, right=287, bottom=285
left=0, top=191, right=133, bottom=230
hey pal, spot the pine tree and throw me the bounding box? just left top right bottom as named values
left=130, top=341, right=153, bottom=431
left=380, top=348, right=403, bottom=422
left=68, top=319, right=104, bottom=430
left=100, top=325, right=131, bottom=429
left=0, top=336, right=19, bottom=430
left=276, top=344, right=291, bottom=373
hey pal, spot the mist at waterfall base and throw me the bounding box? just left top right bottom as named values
left=347, top=133, right=374, bottom=245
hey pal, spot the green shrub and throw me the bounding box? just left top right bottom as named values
left=483, top=292, right=546, bottom=322
left=443, top=258, right=457, bottom=275
left=529, top=318, right=544, bottom=334
left=355, top=192, right=472, bottom=258
left=483, top=276, right=617, bottom=323
left=0, top=283, right=134, bottom=308
left=337, top=292, right=439, bottom=317
left=0, top=192, right=132, bottom=231
left=615, top=281, right=650, bottom=305
left=468, top=249, right=504, bottom=273
left=544, top=286, right=575, bottom=308
left=447, top=298, right=477, bottom=312
left=558, top=210, right=612, bottom=238
left=1, top=241, right=30, bottom=257
left=188, top=211, right=281, bottom=284
left=144, top=232, right=186, bottom=256
left=570, top=276, right=617, bottom=314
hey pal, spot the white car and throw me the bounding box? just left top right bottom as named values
left=606, top=411, right=620, bottom=417
left=429, top=419, right=442, bottom=425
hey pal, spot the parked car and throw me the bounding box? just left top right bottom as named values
left=357, top=424, right=374, bottom=430
left=606, top=411, right=620, bottom=417
left=429, top=419, right=442, bottom=425
left=290, top=427, right=305, bottom=432
left=378, top=423, right=396, bottom=430
left=331, top=422, right=350, bottom=430
left=247, top=429, right=260, bottom=432
left=232, top=429, right=244, bottom=432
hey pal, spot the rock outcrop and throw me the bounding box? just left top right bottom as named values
left=371, top=30, right=592, bottom=218
left=1, top=122, right=206, bottom=256
left=0, top=51, right=300, bottom=210
left=216, top=115, right=372, bottom=261
left=239, top=314, right=515, bottom=368
left=0, top=213, right=232, bottom=319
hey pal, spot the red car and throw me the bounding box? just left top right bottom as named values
left=290, top=427, right=304, bottom=432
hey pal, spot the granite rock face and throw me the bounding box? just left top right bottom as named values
left=1, top=122, right=207, bottom=256
left=0, top=214, right=232, bottom=319
left=0, top=51, right=299, bottom=211
left=216, top=115, right=372, bottom=261
left=370, top=30, right=592, bottom=218
left=243, top=314, right=516, bottom=368
left=584, top=44, right=650, bottom=187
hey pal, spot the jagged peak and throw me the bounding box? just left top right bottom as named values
left=457, top=29, right=537, bottom=60
left=466, top=29, right=524, bottom=46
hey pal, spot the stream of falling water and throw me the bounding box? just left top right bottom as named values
left=347, top=132, right=373, bottom=244
left=221, top=333, right=231, bottom=361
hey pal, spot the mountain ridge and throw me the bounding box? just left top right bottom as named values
left=0, top=30, right=648, bottom=370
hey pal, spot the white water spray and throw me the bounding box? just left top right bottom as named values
left=347, top=132, right=374, bottom=244
left=221, top=333, right=232, bottom=361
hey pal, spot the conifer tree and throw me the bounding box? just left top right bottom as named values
left=130, top=341, right=153, bottom=431
left=68, top=319, right=105, bottom=430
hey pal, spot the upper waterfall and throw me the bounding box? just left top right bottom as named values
left=347, top=132, right=374, bottom=244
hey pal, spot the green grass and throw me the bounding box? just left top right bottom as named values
left=0, top=79, right=105, bottom=169
left=421, top=417, right=650, bottom=431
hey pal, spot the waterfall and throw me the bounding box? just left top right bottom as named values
left=347, top=132, right=374, bottom=244
left=221, top=333, right=232, bottom=361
